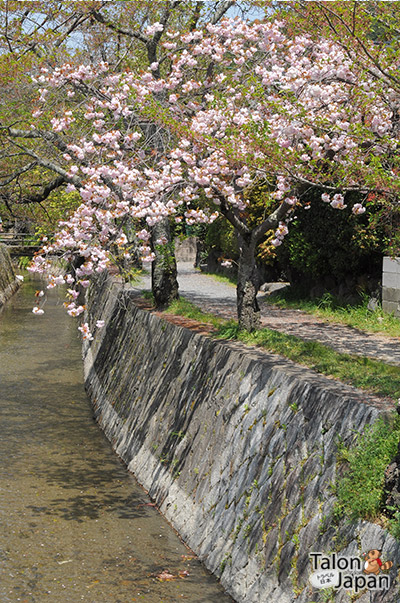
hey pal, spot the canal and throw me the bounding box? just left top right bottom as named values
left=0, top=277, right=233, bottom=602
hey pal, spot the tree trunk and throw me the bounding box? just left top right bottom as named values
left=237, top=233, right=261, bottom=331
left=151, top=217, right=179, bottom=308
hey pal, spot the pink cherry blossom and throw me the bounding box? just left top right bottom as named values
left=78, top=323, right=94, bottom=341
left=26, top=15, right=399, bottom=330
left=352, top=203, right=366, bottom=215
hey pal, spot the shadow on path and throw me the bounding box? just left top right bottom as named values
left=133, top=262, right=400, bottom=367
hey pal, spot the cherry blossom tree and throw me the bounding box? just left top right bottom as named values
left=10, top=13, right=400, bottom=332
left=1, top=1, right=263, bottom=306
left=85, top=0, right=259, bottom=308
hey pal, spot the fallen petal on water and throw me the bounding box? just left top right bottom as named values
left=156, top=570, right=176, bottom=581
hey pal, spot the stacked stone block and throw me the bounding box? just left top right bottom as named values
left=382, top=256, right=400, bottom=317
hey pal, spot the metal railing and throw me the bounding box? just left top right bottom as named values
left=0, top=233, right=39, bottom=246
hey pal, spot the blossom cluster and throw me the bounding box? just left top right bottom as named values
left=26, top=16, right=397, bottom=334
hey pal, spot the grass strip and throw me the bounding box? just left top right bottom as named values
left=165, top=297, right=225, bottom=328
left=218, top=323, right=400, bottom=399
left=200, top=271, right=237, bottom=287
left=266, top=290, right=400, bottom=338
left=163, top=298, right=400, bottom=400
left=333, top=414, right=400, bottom=539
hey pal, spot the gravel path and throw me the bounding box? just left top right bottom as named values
left=133, top=261, right=400, bottom=367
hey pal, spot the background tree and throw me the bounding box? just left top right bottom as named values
left=0, top=1, right=95, bottom=228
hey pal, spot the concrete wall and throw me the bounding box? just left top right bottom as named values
left=0, top=243, right=20, bottom=306
left=382, top=256, right=400, bottom=317
left=83, top=274, right=400, bottom=603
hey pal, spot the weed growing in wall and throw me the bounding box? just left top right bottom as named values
left=334, top=414, right=400, bottom=534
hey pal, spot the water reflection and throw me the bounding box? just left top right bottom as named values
left=0, top=278, right=233, bottom=602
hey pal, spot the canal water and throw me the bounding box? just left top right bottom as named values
left=0, top=278, right=233, bottom=603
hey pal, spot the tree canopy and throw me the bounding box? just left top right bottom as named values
left=1, top=1, right=399, bottom=332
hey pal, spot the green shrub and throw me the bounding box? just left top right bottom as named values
left=276, top=189, right=386, bottom=287
left=204, top=217, right=238, bottom=261
left=199, top=182, right=394, bottom=289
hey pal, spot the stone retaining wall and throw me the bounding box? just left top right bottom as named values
left=83, top=274, right=400, bottom=603
left=0, top=243, right=20, bottom=306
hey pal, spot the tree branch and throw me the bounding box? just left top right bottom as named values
left=4, top=126, right=69, bottom=154
left=213, top=189, right=250, bottom=236
left=8, top=140, right=81, bottom=188
left=0, top=162, right=37, bottom=187
left=211, top=1, right=236, bottom=24
left=53, top=12, right=92, bottom=48
left=146, top=1, right=182, bottom=66
left=252, top=198, right=294, bottom=243
left=315, top=1, right=400, bottom=87
left=189, top=1, right=203, bottom=31
left=91, top=9, right=149, bottom=44
left=19, top=175, right=67, bottom=204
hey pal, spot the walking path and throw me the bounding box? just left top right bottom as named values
left=134, top=262, right=400, bottom=367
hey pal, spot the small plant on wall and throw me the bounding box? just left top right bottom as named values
left=334, top=414, right=400, bottom=534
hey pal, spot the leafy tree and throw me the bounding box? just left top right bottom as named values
left=4, top=3, right=400, bottom=333
left=0, top=1, right=93, bottom=224
left=17, top=14, right=398, bottom=334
